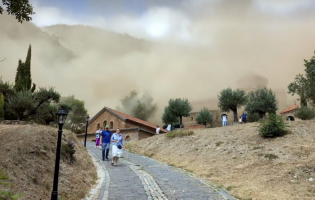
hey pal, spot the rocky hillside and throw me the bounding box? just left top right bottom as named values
left=0, top=124, right=97, bottom=200
left=126, top=120, right=315, bottom=200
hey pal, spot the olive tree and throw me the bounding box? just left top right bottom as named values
left=218, top=88, right=247, bottom=122
left=162, top=98, right=192, bottom=127
left=245, top=88, right=278, bottom=118
left=195, top=108, right=214, bottom=127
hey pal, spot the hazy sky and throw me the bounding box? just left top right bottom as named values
left=1, top=0, right=315, bottom=124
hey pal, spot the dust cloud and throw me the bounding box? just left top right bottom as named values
left=1, top=1, right=315, bottom=124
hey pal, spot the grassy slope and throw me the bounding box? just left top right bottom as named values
left=126, top=121, right=315, bottom=200
left=0, top=125, right=97, bottom=200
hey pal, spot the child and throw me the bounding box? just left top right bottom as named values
left=95, top=128, right=101, bottom=149
left=239, top=116, right=242, bottom=123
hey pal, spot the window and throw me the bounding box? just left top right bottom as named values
left=191, top=117, right=194, bottom=121
left=97, top=123, right=100, bottom=130
left=125, top=135, right=131, bottom=142
left=110, top=121, right=113, bottom=129
left=103, top=121, right=107, bottom=128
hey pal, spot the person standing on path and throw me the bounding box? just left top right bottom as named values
left=242, top=112, right=247, bottom=124
left=156, top=126, right=160, bottom=134
left=100, top=125, right=112, bottom=161
left=111, top=128, right=124, bottom=167
left=221, top=114, right=228, bottom=127
left=95, top=128, right=102, bottom=149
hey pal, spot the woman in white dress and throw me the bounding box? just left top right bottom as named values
left=111, top=128, right=124, bottom=167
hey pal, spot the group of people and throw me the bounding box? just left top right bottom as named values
left=95, top=125, right=124, bottom=167
left=221, top=112, right=248, bottom=127
left=156, top=124, right=172, bottom=134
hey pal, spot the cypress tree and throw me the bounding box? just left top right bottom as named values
left=24, top=44, right=32, bottom=90
left=14, top=59, right=25, bottom=92
left=14, top=44, right=36, bottom=92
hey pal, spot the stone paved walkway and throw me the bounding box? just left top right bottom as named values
left=87, top=142, right=235, bottom=200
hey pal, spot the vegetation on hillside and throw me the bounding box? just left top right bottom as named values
left=258, top=113, right=288, bottom=138
left=294, top=106, right=315, bottom=120
left=195, top=108, right=214, bottom=127
left=0, top=45, right=88, bottom=133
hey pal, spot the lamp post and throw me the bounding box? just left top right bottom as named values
left=84, top=114, right=90, bottom=147
left=51, top=107, right=68, bottom=200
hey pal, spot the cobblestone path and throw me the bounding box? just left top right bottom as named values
left=87, top=142, right=235, bottom=200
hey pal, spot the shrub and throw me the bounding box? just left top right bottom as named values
left=166, top=130, right=194, bottom=138
left=248, top=113, right=261, bottom=122
left=294, top=106, right=315, bottom=120
left=258, top=113, right=289, bottom=138
left=61, top=141, right=76, bottom=163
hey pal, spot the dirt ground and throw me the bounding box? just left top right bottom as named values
left=0, top=124, right=97, bottom=200
left=126, top=120, right=315, bottom=200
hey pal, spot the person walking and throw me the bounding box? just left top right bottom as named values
left=241, top=112, right=247, bottom=124
left=221, top=114, right=228, bottom=127
left=156, top=126, right=160, bottom=134
left=95, top=128, right=101, bottom=149
left=166, top=124, right=171, bottom=132
left=100, top=125, right=112, bottom=161
left=111, top=128, right=124, bottom=167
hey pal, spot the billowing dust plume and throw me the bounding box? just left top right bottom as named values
left=1, top=2, right=315, bottom=124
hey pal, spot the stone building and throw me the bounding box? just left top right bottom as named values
left=280, top=104, right=300, bottom=121
left=77, top=106, right=165, bottom=142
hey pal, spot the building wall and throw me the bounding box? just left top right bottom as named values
left=88, top=110, right=126, bottom=133
left=125, top=121, right=156, bottom=133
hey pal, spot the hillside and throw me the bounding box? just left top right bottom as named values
left=126, top=121, right=315, bottom=200
left=0, top=124, right=97, bottom=200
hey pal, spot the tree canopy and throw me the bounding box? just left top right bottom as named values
left=15, top=44, right=36, bottom=92
left=162, top=106, right=178, bottom=125
left=245, top=88, right=278, bottom=118
left=162, top=98, right=192, bottom=127
left=117, top=90, right=157, bottom=121
left=0, top=0, right=35, bottom=23
left=288, top=74, right=308, bottom=106
left=218, top=88, right=247, bottom=122
left=195, top=108, right=214, bottom=127
left=304, top=52, right=315, bottom=104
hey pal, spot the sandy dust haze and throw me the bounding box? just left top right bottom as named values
left=1, top=0, right=315, bottom=124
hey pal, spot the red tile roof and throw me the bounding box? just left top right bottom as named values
left=280, top=104, right=301, bottom=114
left=90, top=106, right=166, bottom=133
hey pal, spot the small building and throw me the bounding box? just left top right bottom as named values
left=77, top=106, right=165, bottom=142
left=280, top=104, right=301, bottom=121
left=182, top=109, right=221, bottom=129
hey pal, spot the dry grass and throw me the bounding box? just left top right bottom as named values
left=0, top=124, right=97, bottom=200
left=126, top=120, right=315, bottom=200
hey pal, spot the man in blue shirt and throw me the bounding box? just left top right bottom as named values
left=241, top=112, right=247, bottom=123
left=100, top=125, right=112, bottom=161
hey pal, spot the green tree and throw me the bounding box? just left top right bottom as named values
left=14, top=45, right=36, bottom=92
left=294, top=106, right=315, bottom=120
left=117, top=90, right=157, bottom=121
left=163, top=98, right=192, bottom=127
left=162, top=106, right=178, bottom=125
left=258, top=113, right=288, bottom=138
left=0, top=78, right=16, bottom=120
left=245, top=88, right=278, bottom=118
left=288, top=74, right=308, bottom=106
left=0, top=0, right=35, bottom=23
left=304, top=52, right=315, bottom=104
left=195, top=108, right=214, bottom=127
left=6, top=87, right=60, bottom=120
left=61, top=95, right=88, bottom=133
left=7, top=90, right=34, bottom=120
left=0, top=94, right=4, bottom=119
left=218, top=88, right=247, bottom=122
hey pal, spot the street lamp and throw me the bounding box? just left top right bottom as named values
left=51, top=107, right=68, bottom=200
left=84, top=114, right=90, bottom=147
